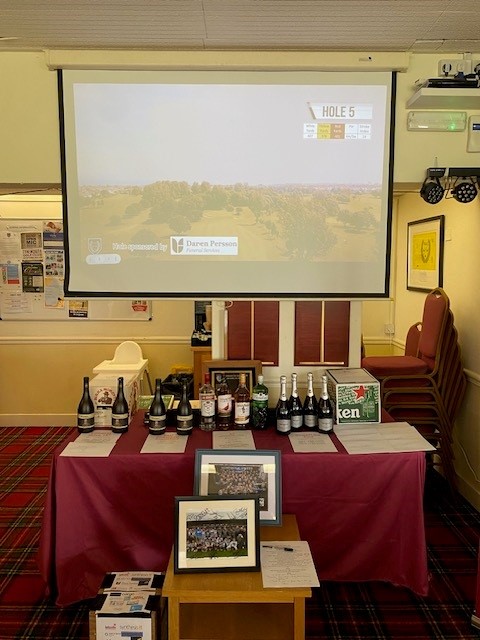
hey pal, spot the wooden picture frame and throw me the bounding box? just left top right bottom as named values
left=407, top=215, right=445, bottom=292
left=202, top=359, right=262, bottom=395
left=194, top=449, right=282, bottom=526
left=174, top=495, right=260, bottom=574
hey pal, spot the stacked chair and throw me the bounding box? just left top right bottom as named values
left=362, top=288, right=466, bottom=493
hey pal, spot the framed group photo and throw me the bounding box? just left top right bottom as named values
left=202, top=359, right=262, bottom=396
left=194, top=449, right=282, bottom=526
left=174, top=495, right=260, bottom=574
left=407, top=215, right=445, bottom=292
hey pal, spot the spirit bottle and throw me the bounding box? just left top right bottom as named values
left=234, top=373, right=250, bottom=429
left=318, top=375, right=334, bottom=434
left=148, top=378, right=167, bottom=435
left=251, top=374, right=269, bottom=430
left=77, top=376, right=95, bottom=433
left=215, top=375, right=232, bottom=430
left=199, top=373, right=215, bottom=431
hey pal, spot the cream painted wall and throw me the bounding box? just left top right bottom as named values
left=1, top=50, right=480, bottom=507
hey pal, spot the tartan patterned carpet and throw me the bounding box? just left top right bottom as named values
left=1, top=426, right=479, bottom=639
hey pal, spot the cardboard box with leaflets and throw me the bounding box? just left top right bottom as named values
left=90, top=373, right=139, bottom=427
left=89, top=571, right=165, bottom=640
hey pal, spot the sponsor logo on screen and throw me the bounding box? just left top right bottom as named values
left=170, top=237, right=238, bottom=256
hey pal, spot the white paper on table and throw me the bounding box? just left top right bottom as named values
left=60, top=430, right=121, bottom=457
left=140, top=432, right=188, bottom=454
left=99, top=590, right=155, bottom=614
left=212, top=430, right=256, bottom=450
left=289, top=432, right=338, bottom=453
left=335, top=421, right=436, bottom=454
left=105, top=571, right=158, bottom=592
left=261, top=541, right=320, bottom=588
left=96, top=616, right=152, bottom=640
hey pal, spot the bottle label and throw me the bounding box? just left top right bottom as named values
left=217, top=393, right=232, bottom=415
left=318, top=418, right=334, bottom=433
left=277, top=418, right=291, bottom=433
left=234, top=402, right=250, bottom=423
left=291, top=415, right=303, bottom=429
left=149, top=414, right=166, bottom=425
left=111, top=415, right=128, bottom=430
left=304, top=414, right=318, bottom=428
left=177, top=415, right=193, bottom=432
left=149, top=414, right=166, bottom=434
left=200, top=396, right=215, bottom=417
left=252, top=392, right=268, bottom=402
left=78, top=414, right=95, bottom=427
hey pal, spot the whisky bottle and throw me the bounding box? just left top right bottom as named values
left=199, top=373, right=215, bottom=431
left=234, top=373, right=250, bottom=429
left=215, top=375, right=232, bottom=430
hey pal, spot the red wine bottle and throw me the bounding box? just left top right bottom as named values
left=149, top=378, right=167, bottom=435
left=111, top=377, right=129, bottom=434
left=176, top=380, right=193, bottom=435
left=77, top=376, right=95, bottom=434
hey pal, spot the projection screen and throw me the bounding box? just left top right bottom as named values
left=59, top=69, right=395, bottom=298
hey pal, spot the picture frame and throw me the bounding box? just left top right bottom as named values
left=407, top=215, right=445, bottom=292
left=194, top=449, right=282, bottom=526
left=174, top=495, right=260, bottom=574
left=202, top=359, right=262, bottom=395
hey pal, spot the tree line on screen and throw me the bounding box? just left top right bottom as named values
left=80, top=180, right=380, bottom=259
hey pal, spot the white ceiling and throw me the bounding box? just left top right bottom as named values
left=1, top=0, right=480, bottom=53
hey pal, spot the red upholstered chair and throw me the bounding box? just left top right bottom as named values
left=362, top=289, right=466, bottom=492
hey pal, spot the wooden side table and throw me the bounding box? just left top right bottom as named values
left=162, top=514, right=311, bottom=640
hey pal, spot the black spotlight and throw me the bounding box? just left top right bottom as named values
left=451, top=177, right=478, bottom=203
left=420, top=177, right=445, bottom=204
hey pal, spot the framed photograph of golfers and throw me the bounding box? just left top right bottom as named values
left=407, top=215, right=444, bottom=292
left=194, top=449, right=282, bottom=526
left=174, top=495, right=260, bottom=574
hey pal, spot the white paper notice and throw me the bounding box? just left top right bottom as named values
left=60, top=430, right=121, bottom=457
left=140, top=432, right=188, bottom=454
left=335, top=421, right=436, bottom=454
left=212, top=430, right=256, bottom=450
left=99, top=590, right=155, bottom=614
left=289, top=432, right=338, bottom=453
left=261, top=541, right=320, bottom=588
left=105, top=571, right=159, bottom=592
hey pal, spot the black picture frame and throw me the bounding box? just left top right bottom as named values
left=407, top=215, right=445, bottom=292
left=194, top=449, right=282, bottom=526
left=202, top=359, right=262, bottom=395
left=174, top=495, right=260, bottom=574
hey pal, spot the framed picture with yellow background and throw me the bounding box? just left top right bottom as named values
left=407, top=215, right=444, bottom=292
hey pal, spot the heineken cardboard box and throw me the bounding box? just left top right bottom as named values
left=90, top=373, right=139, bottom=427
left=326, top=368, right=381, bottom=424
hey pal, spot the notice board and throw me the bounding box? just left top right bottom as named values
left=0, top=218, right=152, bottom=321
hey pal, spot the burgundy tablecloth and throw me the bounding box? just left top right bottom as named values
left=38, top=414, right=429, bottom=605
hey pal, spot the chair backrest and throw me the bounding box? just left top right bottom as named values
left=404, top=322, right=422, bottom=357
left=417, top=288, right=450, bottom=371
left=112, top=341, right=144, bottom=364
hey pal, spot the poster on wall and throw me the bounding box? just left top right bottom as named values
left=407, top=215, right=444, bottom=292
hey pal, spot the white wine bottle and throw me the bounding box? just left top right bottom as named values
left=111, top=376, right=129, bottom=434
left=276, top=375, right=291, bottom=435
left=148, top=378, right=167, bottom=435
left=318, top=374, right=334, bottom=434
left=176, top=379, right=193, bottom=435
left=303, top=372, right=318, bottom=430
left=77, top=376, right=95, bottom=434
left=289, top=373, right=303, bottom=431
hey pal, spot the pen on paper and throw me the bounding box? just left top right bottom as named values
left=261, top=545, right=294, bottom=552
